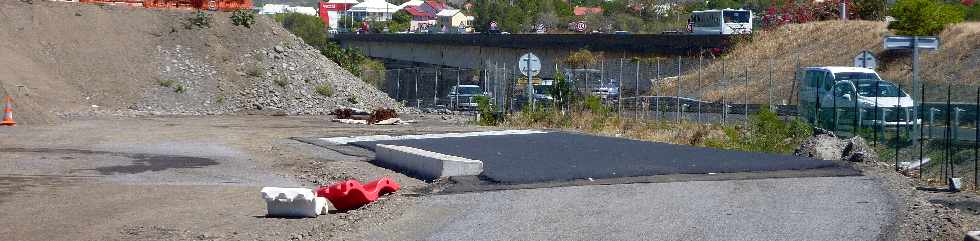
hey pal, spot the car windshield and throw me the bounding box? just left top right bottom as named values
left=458, top=87, right=482, bottom=95
left=723, top=11, right=750, bottom=23
left=533, top=85, right=551, bottom=95
left=834, top=72, right=880, bottom=81
left=856, top=81, right=906, bottom=97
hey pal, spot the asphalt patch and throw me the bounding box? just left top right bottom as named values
left=350, top=132, right=857, bottom=184
left=1, top=148, right=219, bottom=175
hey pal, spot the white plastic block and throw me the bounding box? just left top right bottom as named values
left=374, top=144, right=484, bottom=180
left=260, top=187, right=328, bottom=218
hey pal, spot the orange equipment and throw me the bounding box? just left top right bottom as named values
left=1, top=96, right=15, bottom=126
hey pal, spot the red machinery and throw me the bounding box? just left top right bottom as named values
left=78, top=0, right=252, bottom=11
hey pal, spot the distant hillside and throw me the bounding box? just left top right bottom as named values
left=0, top=1, right=400, bottom=124
left=672, top=21, right=980, bottom=104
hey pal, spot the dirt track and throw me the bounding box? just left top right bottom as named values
left=0, top=114, right=479, bottom=240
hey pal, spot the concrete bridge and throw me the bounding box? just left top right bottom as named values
left=333, top=33, right=733, bottom=78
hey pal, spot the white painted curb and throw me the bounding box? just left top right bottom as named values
left=374, top=144, right=484, bottom=180
left=260, top=187, right=330, bottom=218
left=320, top=130, right=547, bottom=145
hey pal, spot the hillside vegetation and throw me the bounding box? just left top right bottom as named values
left=675, top=21, right=980, bottom=104
left=0, top=1, right=399, bottom=124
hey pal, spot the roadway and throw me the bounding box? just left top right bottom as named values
left=327, top=130, right=895, bottom=241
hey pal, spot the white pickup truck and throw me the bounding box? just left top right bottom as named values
left=798, top=66, right=919, bottom=127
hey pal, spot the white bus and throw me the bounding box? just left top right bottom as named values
left=689, top=9, right=753, bottom=35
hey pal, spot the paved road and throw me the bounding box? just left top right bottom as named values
left=363, top=176, right=896, bottom=241
left=352, top=132, right=853, bottom=184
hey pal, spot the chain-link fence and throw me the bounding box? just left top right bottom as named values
left=365, top=54, right=979, bottom=189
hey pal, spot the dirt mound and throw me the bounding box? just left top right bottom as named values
left=0, top=1, right=401, bottom=124
left=677, top=21, right=980, bottom=103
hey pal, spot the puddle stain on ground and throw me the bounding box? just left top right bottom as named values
left=0, top=148, right=219, bottom=175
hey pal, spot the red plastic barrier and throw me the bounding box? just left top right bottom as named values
left=315, top=177, right=400, bottom=210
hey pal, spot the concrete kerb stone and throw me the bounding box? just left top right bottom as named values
left=374, top=144, right=484, bottom=180
left=319, top=130, right=547, bottom=145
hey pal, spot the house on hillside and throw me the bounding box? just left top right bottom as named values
left=348, top=0, right=401, bottom=21
left=417, top=0, right=450, bottom=16
left=399, top=0, right=424, bottom=8
left=573, top=6, right=603, bottom=16
left=403, top=6, right=437, bottom=32
left=435, top=9, right=472, bottom=33
left=319, top=0, right=358, bottom=30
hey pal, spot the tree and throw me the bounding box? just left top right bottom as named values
left=388, top=11, right=412, bottom=32
left=888, top=0, right=965, bottom=36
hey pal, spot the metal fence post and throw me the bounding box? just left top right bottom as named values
left=698, top=52, right=703, bottom=124
left=945, top=84, right=952, bottom=184
left=975, top=86, right=979, bottom=190
left=896, top=84, right=902, bottom=172
left=415, top=67, right=420, bottom=109
left=919, top=83, right=926, bottom=178
left=395, top=69, right=401, bottom=101
left=619, top=55, right=625, bottom=116
left=676, top=56, right=682, bottom=123
left=434, top=67, right=440, bottom=107
left=744, top=66, right=749, bottom=127
left=635, top=59, right=641, bottom=120
left=656, top=58, right=661, bottom=122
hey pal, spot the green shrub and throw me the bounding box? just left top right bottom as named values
left=705, top=107, right=812, bottom=154
left=174, top=84, right=186, bottom=93
left=246, top=65, right=264, bottom=77
left=315, top=84, right=333, bottom=97
left=231, top=9, right=256, bottom=28
left=184, top=11, right=212, bottom=29
left=158, top=79, right=175, bottom=87
left=274, top=76, right=288, bottom=88
left=476, top=96, right=498, bottom=126
left=888, top=0, right=965, bottom=36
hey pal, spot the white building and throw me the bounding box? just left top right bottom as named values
left=259, top=4, right=318, bottom=16
left=348, top=0, right=401, bottom=21
left=286, top=6, right=318, bottom=16
left=259, top=4, right=289, bottom=15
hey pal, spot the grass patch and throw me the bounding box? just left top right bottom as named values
left=174, top=84, right=186, bottom=93
left=274, top=75, right=288, bottom=88
left=246, top=65, right=264, bottom=77
left=315, top=84, right=333, bottom=97
left=158, top=79, right=176, bottom=87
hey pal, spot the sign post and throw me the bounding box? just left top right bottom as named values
left=884, top=36, right=940, bottom=144
left=519, top=52, right=541, bottom=109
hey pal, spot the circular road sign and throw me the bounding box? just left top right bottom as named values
left=519, top=53, right=541, bottom=77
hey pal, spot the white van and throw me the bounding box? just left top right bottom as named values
left=799, top=66, right=919, bottom=127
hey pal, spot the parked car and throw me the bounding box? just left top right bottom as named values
left=448, top=85, right=487, bottom=111
left=798, top=66, right=918, bottom=127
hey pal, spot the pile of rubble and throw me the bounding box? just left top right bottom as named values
left=794, top=128, right=880, bottom=164
left=330, top=108, right=411, bottom=125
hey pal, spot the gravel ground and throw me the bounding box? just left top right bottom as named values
left=0, top=114, right=478, bottom=241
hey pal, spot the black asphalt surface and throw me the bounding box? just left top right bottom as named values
left=351, top=132, right=853, bottom=184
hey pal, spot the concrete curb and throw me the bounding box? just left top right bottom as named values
left=320, top=130, right=547, bottom=145
left=374, top=144, right=483, bottom=180
left=965, top=231, right=980, bottom=241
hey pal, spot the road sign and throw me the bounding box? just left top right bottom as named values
left=884, top=36, right=939, bottom=50
left=518, top=53, right=541, bottom=77
left=853, top=50, right=877, bottom=69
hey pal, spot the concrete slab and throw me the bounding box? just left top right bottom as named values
left=374, top=144, right=483, bottom=180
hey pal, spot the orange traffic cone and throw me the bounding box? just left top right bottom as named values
left=2, top=96, right=15, bottom=126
